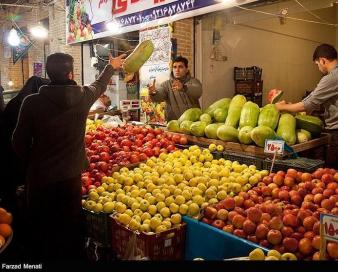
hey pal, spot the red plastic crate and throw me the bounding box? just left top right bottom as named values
left=110, top=216, right=186, bottom=260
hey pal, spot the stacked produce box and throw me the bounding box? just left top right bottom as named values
left=234, top=66, right=263, bottom=106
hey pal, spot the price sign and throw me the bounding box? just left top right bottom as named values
left=320, top=213, right=338, bottom=260
left=264, top=140, right=285, bottom=155
left=320, top=213, right=338, bottom=242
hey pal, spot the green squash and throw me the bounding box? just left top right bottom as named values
left=258, top=104, right=280, bottom=130
left=225, top=95, right=247, bottom=128
left=239, top=101, right=260, bottom=129
left=276, top=113, right=297, bottom=145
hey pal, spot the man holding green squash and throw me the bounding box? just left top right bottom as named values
left=148, top=56, right=202, bottom=121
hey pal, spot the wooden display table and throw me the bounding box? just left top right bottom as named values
left=168, top=132, right=330, bottom=159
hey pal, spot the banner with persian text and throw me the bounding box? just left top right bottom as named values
left=66, top=0, right=258, bottom=44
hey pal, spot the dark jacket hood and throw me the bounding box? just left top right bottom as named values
left=39, top=83, right=84, bottom=109
left=18, top=76, right=50, bottom=102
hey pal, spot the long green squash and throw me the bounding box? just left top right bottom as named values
left=213, top=108, right=228, bottom=122
left=190, top=121, right=207, bottom=137
left=178, top=108, right=202, bottom=124
left=123, top=40, right=154, bottom=73
left=204, top=98, right=231, bottom=118
left=251, top=125, right=276, bottom=147
left=258, top=104, right=280, bottom=130
left=296, top=129, right=312, bottom=143
left=238, top=126, right=254, bottom=145
left=167, top=120, right=180, bottom=132
left=276, top=113, right=297, bottom=145
left=180, top=120, right=193, bottom=134
left=239, top=101, right=260, bottom=129
left=205, top=123, right=223, bottom=139
left=217, top=125, right=239, bottom=142
left=295, top=115, right=323, bottom=137
left=225, top=95, right=247, bottom=128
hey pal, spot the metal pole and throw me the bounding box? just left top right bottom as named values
left=0, top=3, right=39, bottom=8
left=21, top=58, right=25, bottom=86
left=44, top=43, right=47, bottom=78
left=81, top=43, right=84, bottom=85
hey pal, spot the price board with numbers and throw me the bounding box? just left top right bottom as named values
left=264, top=140, right=285, bottom=155
left=320, top=213, right=338, bottom=259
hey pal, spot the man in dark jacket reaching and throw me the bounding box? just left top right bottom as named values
left=148, top=56, right=202, bottom=121
left=12, top=52, right=125, bottom=260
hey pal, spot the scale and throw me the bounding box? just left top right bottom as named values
left=120, top=100, right=141, bottom=122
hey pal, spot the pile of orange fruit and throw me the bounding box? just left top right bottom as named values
left=0, top=207, right=13, bottom=249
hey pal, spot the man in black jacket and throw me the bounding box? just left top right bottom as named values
left=1, top=77, right=49, bottom=207
left=0, top=84, right=5, bottom=112
left=12, top=52, right=125, bottom=260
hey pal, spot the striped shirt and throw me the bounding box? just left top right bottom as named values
left=303, top=65, right=338, bottom=130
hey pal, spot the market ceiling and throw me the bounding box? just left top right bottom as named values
left=0, top=0, right=52, bottom=24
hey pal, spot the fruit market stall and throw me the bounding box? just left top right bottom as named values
left=80, top=120, right=338, bottom=262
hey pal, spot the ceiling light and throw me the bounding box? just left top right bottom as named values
left=7, top=28, right=20, bottom=46
left=106, top=21, right=121, bottom=34
left=30, top=24, right=48, bottom=39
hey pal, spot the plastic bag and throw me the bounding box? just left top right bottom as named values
left=100, top=115, right=123, bottom=128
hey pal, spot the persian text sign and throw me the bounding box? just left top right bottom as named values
left=66, top=0, right=258, bottom=44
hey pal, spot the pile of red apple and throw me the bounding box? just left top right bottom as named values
left=81, top=124, right=188, bottom=194
left=202, top=168, right=338, bottom=260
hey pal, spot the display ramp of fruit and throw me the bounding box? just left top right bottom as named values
left=167, top=94, right=326, bottom=150
left=123, top=40, right=154, bottom=82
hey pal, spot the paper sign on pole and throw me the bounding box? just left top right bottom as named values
left=264, top=140, right=285, bottom=155
left=320, top=213, right=338, bottom=260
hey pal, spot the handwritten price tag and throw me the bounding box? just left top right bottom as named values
left=264, top=140, right=285, bottom=155
left=320, top=213, right=338, bottom=242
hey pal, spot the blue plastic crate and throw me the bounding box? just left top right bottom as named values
left=183, top=216, right=268, bottom=260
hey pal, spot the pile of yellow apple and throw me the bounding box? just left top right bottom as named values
left=249, top=248, right=297, bottom=260
left=82, top=145, right=268, bottom=233
left=86, top=118, right=104, bottom=132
